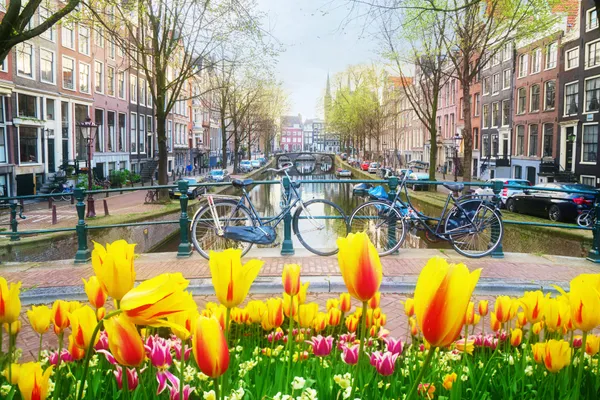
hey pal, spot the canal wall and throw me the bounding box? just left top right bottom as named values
left=337, top=157, right=593, bottom=258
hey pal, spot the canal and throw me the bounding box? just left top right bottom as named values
left=153, top=171, right=449, bottom=253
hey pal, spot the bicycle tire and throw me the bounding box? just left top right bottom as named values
left=190, top=200, right=254, bottom=259
left=444, top=200, right=503, bottom=258
left=50, top=188, right=62, bottom=201
left=577, top=211, right=593, bottom=227
left=61, top=191, right=72, bottom=202
left=348, top=200, right=406, bottom=256
left=293, top=199, right=348, bottom=256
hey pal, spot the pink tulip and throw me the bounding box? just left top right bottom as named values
left=306, top=335, right=334, bottom=357
left=97, top=349, right=118, bottom=365
left=384, top=337, right=403, bottom=355
left=145, top=338, right=173, bottom=368
left=371, top=351, right=399, bottom=376
left=573, top=336, right=583, bottom=349
left=115, top=366, right=140, bottom=391
left=157, top=370, right=194, bottom=400
left=341, top=344, right=359, bottom=365
left=171, top=341, right=192, bottom=361
left=95, top=330, right=109, bottom=351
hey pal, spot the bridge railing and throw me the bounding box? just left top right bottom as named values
left=1, top=177, right=599, bottom=263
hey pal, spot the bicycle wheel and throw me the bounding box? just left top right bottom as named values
left=349, top=201, right=406, bottom=256
left=293, top=199, right=348, bottom=256
left=191, top=201, right=254, bottom=259
left=50, top=188, right=62, bottom=201
left=61, top=191, right=72, bottom=202
left=444, top=200, right=503, bottom=258
left=577, top=211, right=593, bottom=227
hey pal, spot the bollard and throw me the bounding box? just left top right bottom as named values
left=280, top=176, right=295, bottom=255
left=48, top=196, right=53, bottom=209
left=105, top=188, right=109, bottom=198
left=103, top=199, right=110, bottom=216
left=71, top=195, right=74, bottom=205
left=176, top=180, right=193, bottom=257
left=490, top=180, right=504, bottom=258
left=150, top=176, right=154, bottom=186
left=52, top=205, right=57, bottom=225
left=19, top=198, right=24, bottom=212
left=587, top=193, right=600, bottom=263
left=74, top=188, right=91, bottom=263
left=9, top=202, right=20, bottom=242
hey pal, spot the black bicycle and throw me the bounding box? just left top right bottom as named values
left=349, top=170, right=504, bottom=258
left=190, top=164, right=349, bottom=259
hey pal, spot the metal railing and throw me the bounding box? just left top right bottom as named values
left=1, top=176, right=599, bottom=263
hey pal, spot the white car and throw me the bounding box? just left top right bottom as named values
left=368, top=162, right=380, bottom=174
left=474, top=178, right=532, bottom=206
left=239, top=160, right=252, bottom=173
left=251, top=160, right=261, bottom=169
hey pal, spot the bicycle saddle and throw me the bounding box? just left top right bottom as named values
left=232, top=179, right=254, bottom=188
left=443, top=183, right=464, bottom=192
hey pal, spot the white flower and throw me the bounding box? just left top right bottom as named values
left=197, top=372, right=210, bottom=381
left=525, top=366, right=534, bottom=376
left=230, top=387, right=245, bottom=400
left=1, top=384, right=13, bottom=397
left=274, top=393, right=291, bottom=400
left=203, top=390, right=217, bottom=400
left=342, top=387, right=352, bottom=399
left=461, top=374, right=468, bottom=382
left=509, top=355, right=514, bottom=365
left=235, top=345, right=244, bottom=352
left=462, top=366, right=469, bottom=373
left=301, top=387, right=318, bottom=400
left=292, top=377, right=306, bottom=390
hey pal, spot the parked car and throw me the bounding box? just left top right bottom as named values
left=257, top=157, right=267, bottom=166
left=240, top=160, right=253, bottom=173
left=169, top=177, right=200, bottom=199
left=378, top=167, right=395, bottom=179
left=360, top=161, right=371, bottom=171
left=207, top=169, right=230, bottom=183
left=408, top=172, right=430, bottom=191
left=474, top=178, right=533, bottom=207
left=336, top=169, right=352, bottom=177
left=506, top=182, right=596, bottom=222
left=341, top=153, right=348, bottom=160
left=368, top=162, right=380, bottom=174
left=396, top=169, right=410, bottom=178
left=251, top=160, right=261, bottom=169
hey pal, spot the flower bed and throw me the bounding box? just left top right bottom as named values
left=1, top=233, right=600, bottom=399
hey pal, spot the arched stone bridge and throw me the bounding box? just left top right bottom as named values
left=275, top=152, right=335, bottom=175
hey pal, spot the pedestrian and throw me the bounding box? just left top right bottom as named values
left=442, top=165, right=446, bottom=180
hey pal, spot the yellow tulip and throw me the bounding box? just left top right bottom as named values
left=442, top=372, right=457, bottom=390
left=510, top=328, right=523, bottom=347
left=82, top=276, right=108, bottom=309
left=402, top=298, right=415, bottom=317
left=2, top=363, right=20, bottom=385
left=368, top=292, right=381, bottom=309
left=327, top=308, right=342, bottom=326
left=339, top=293, right=352, bottom=313
left=478, top=300, right=489, bottom=317
left=282, top=264, right=301, bottom=296
left=120, top=273, right=197, bottom=326
left=67, top=334, right=85, bottom=361
left=208, top=249, right=263, bottom=308
left=192, top=316, right=230, bottom=378
left=297, top=282, right=310, bottom=305
left=519, top=291, right=547, bottom=324
left=27, top=305, right=52, bottom=335
left=69, top=305, right=99, bottom=350
left=265, top=298, right=284, bottom=329
left=92, top=240, right=136, bottom=301
left=455, top=339, right=474, bottom=355
left=414, top=257, right=481, bottom=348
left=296, top=303, right=319, bottom=328
left=532, top=342, right=546, bottom=364
left=167, top=309, right=200, bottom=340
left=494, top=296, right=512, bottom=323
left=51, top=300, right=70, bottom=335
left=326, top=298, right=339, bottom=311
left=532, top=321, right=544, bottom=335
left=17, top=362, right=53, bottom=400
left=345, top=315, right=359, bottom=333
left=464, top=301, right=475, bottom=325
left=517, top=311, right=527, bottom=327
left=0, top=277, right=21, bottom=324
left=246, top=300, right=267, bottom=324
left=410, top=316, right=419, bottom=336
left=103, top=314, right=146, bottom=367
left=283, top=293, right=298, bottom=318
left=490, top=312, right=501, bottom=332
left=558, top=275, right=600, bottom=332
left=544, top=297, right=569, bottom=333
left=313, top=312, right=327, bottom=333
left=97, top=307, right=106, bottom=320
left=4, top=320, right=21, bottom=335
left=544, top=340, right=571, bottom=373
left=337, top=232, right=383, bottom=302
left=586, top=334, right=600, bottom=356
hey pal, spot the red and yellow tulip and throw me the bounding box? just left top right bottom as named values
left=51, top=299, right=71, bottom=335
left=402, top=298, right=415, bottom=317
left=296, top=303, right=319, bottom=328
left=585, top=334, right=600, bottom=356
left=282, top=264, right=301, bottom=296
left=337, top=232, right=383, bottom=302
left=494, top=296, right=513, bottom=324
left=265, top=298, right=284, bottom=329
left=298, top=282, right=310, bottom=305
left=208, top=249, right=263, bottom=308
left=17, top=362, right=53, bottom=400
left=510, top=328, right=522, bottom=347
left=69, top=305, right=99, bottom=350
left=82, top=276, right=108, bottom=309
left=103, top=314, right=146, bottom=367
left=478, top=300, right=489, bottom=317
left=519, top=291, right=547, bottom=324
left=544, top=340, right=571, bottom=373
left=559, top=275, right=600, bottom=332
left=369, top=292, right=381, bottom=309
left=192, top=316, right=230, bottom=378
left=0, top=277, right=21, bottom=324
left=339, top=293, right=352, bottom=313
left=27, top=305, right=52, bottom=335
left=92, top=240, right=136, bottom=301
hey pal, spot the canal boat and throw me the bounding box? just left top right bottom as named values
left=336, top=169, right=352, bottom=178
left=352, top=182, right=373, bottom=195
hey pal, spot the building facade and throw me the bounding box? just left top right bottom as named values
left=279, top=115, right=302, bottom=152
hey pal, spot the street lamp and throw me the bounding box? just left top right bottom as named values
left=453, top=132, right=463, bottom=182
left=77, top=116, right=98, bottom=217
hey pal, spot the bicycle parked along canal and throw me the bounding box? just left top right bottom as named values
left=349, top=170, right=504, bottom=258
left=190, top=164, right=349, bottom=259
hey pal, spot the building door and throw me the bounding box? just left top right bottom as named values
left=526, top=166, right=536, bottom=184
left=16, top=174, right=35, bottom=196
left=565, top=127, right=574, bottom=172
left=48, top=138, right=55, bottom=172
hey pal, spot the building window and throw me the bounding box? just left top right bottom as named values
left=517, top=87, right=526, bottom=114
left=503, top=42, right=512, bottom=61
left=107, top=111, right=115, bottom=152
left=581, top=175, right=596, bottom=186
left=130, top=75, right=137, bottom=103
left=46, top=99, right=55, bottom=120
left=585, top=77, right=600, bottom=112
left=528, top=125, right=538, bottom=157
left=483, top=135, right=490, bottom=157
left=95, top=108, right=104, bottom=152
left=492, top=52, right=501, bottom=66
left=587, top=40, right=600, bottom=69
left=543, top=123, right=553, bottom=157
left=139, top=115, right=145, bottom=153
left=473, top=127, right=479, bottom=150
left=62, top=56, right=75, bottom=90
left=531, top=48, right=541, bottom=73
left=39, top=6, right=55, bottom=41
left=108, top=39, right=115, bottom=59
left=530, top=84, right=540, bottom=112
left=140, top=79, right=146, bottom=106
left=94, top=61, right=104, bottom=94
left=565, top=82, right=579, bottom=115
left=492, top=102, right=500, bottom=127
left=502, top=100, right=510, bottom=127
left=518, top=54, right=528, bottom=78
left=18, top=94, right=37, bottom=118
left=78, top=26, right=90, bottom=55
left=514, top=165, right=522, bottom=179
left=19, top=127, right=39, bottom=163
left=545, top=42, right=557, bottom=69
left=544, top=80, right=555, bottom=110
left=583, top=124, right=598, bottom=163
left=40, top=49, right=55, bottom=84
left=107, top=67, right=115, bottom=96
left=482, top=104, right=489, bottom=128
left=94, top=27, right=104, bottom=48
left=566, top=47, right=579, bottom=70
left=474, top=93, right=480, bottom=116
left=146, top=82, right=152, bottom=107
left=16, top=42, right=33, bottom=78
left=79, top=63, right=90, bottom=93
left=492, top=73, right=500, bottom=94
left=118, top=71, right=125, bottom=99
left=483, top=77, right=490, bottom=95
left=62, top=23, right=74, bottom=49
left=516, top=125, right=525, bottom=156
left=130, top=112, right=137, bottom=153
left=118, top=112, right=126, bottom=152
left=588, top=8, right=598, bottom=31
left=0, top=127, right=6, bottom=163
left=502, top=69, right=511, bottom=90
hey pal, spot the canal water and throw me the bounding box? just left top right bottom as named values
left=152, top=171, right=449, bottom=252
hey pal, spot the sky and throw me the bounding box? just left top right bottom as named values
left=255, top=0, right=378, bottom=120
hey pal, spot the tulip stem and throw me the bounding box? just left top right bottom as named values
left=53, top=332, right=64, bottom=400
left=574, top=331, right=588, bottom=400
left=350, top=301, right=368, bottom=400
left=38, top=333, right=43, bottom=361
left=179, top=342, right=186, bottom=400
left=214, top=378, right=221, bottom=400
left=0, top=324, right=3, bottom=354
left=8, top=332, right=13, bottom=382
left=406, top=346, right=435, bottom=400
left=123, top=366, right=130, bottom=400
left=284, top=295, right=295, bottom=392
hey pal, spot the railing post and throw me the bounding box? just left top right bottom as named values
left=177, top=180, right=193, bottom=258
left=387, top=176, right=399, bottom=200
left=587, top=193, right=600, bottom=263
left=387, top=176, right=399, bottom=253
left=74, top=188, right=91, bottom=263
left=490, top=180, right=504, bottom=258
left=9, top=202, right=20, bottom=242
left=280, top=175, right=295, bottom=256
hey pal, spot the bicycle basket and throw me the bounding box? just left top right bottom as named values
left=223, top=225, right=277, bottom=245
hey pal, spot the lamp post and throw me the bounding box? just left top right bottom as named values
left=453, top=132, right=463, bottom=182
left=77, top=116, right=98, bottom=218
